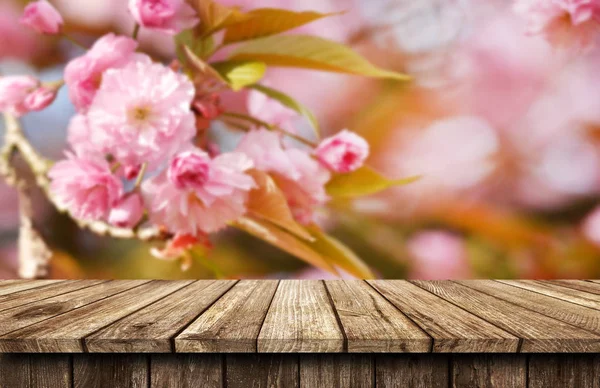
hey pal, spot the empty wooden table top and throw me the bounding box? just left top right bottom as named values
left=0, top=279, right=598, bottom=353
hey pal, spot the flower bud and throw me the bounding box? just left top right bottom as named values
left=314, top=129, right=369, bottom=173
left=20, top=1, right=63, bottom=35
left=23, top=86, right=57, bottom=111
left=108, top=193, right=144, bottom=228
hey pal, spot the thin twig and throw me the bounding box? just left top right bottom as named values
left=221, top=111, right=318, bottom=147
left=1, top=113, right=167, bottom=242
left=134, top=162, right=148, bottom=188
left=62, top=34, right=88, bottom=50
left=132, top=23, right=141, bottom=40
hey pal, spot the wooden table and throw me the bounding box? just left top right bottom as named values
left=0, top=280, right=599, bottom=387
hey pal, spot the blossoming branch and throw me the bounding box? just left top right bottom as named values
left=1, top=0, right=415, bottom=278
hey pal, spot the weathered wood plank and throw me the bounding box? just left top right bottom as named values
left=376, top=355, right=449, bottom=388
left=226, top=354, right=298, bottom=388
left=457, top=280, right=600, bottom=336
left=258, top=280, right=344, bottom=353
left=528, top=354, right=600, bottom=388
left=151, top=354, right=222, bottom=388
left=369, top=280, right=519, bottom=353
left=0, top=280, right=147, bottom=337
left=0, top=280, right=107, bottom=313
left=0, top=280, right=191, bottom=352
left=325, top=280, right=431, bottom=353
left=176, top=280, right=279, bottom=352
left=412, top=280, right=600, bottom=352
left=452, top=355, right=526, bottom=388
left=0, top=280, right=62, bottom=297
left=0, top=354, right=70, bottom=387
left=498, top=280, right=600, bottom=310
left=546, top=280, right=600, bottom=295
left=74, top=354, right=148, bottom=388
left=86, top=280, right=236, bottom=353
left=300, top=355, right=372, bottom=388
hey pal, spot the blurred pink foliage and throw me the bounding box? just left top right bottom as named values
left=407, top=231, right=472, bottom=280
left=2, top=0, right=600, bottom=279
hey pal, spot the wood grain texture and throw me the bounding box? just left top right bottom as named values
left=86, top=280, right=236, bottom=353
left=0, top=280, right=62, bottom=297
left=151, top=354, right=222, bottom=388
left=0, top=280, right=191, bottom=352
left=458, top=280, right=600, bottom=336
left=376, top=355, right=449, bottom=388
left=176, top=280, right=279, bottom=352
left=258, top=280, right=344, bottom=353
left=452, top=355, right=526, bottom=388
left=499, top=280, right=600, bottom=310
left=546, top=280, right=600, bottom=295
left=412, top=280, right=600, bottom=352
left=0, top=280, right=146, bottom=337
left=325, top=280, right=431, bottom=352
left=0, top=280, right=106, bottom=313
left=0, top=354, right=70, bottom=388
left=226, top=354, right=298, bottom=388
left=299, top=355, right=372, bottom=388
left=369, top=280, right=519, bottom=353
left=74, top=354, right=148, bottom=388
left=528, top=354, right=600, bottom=388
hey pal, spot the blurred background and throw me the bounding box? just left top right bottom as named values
left=1, top=0, right=600, bottom=279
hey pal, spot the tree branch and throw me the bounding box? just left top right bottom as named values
left=1, top=113, right=168, bottom=247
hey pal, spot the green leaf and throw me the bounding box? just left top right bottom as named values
left=233, top=217, right=337, bottom=275
left=246, top=170, right=314, bottom=242
left=180, top=45, right=228, bottom=84
left=305, top=224, right=374, bottom=279
left=230, top=35, right=410, bottom=80
left=326, top=166, right=420, bottom=198
left=211, top=61, right=267, bottom=91
left=223, top=8, right=339, bottom=44
left=189, top=0, right=251, bottom=37
left=249, top=84, right=320, bottom=137
left=175, top=30, right=215, bottom=63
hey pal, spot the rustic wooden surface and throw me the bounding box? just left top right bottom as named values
left=0, top=280, right=599, bottom=387
left=0, top=279, right=598, bottom=354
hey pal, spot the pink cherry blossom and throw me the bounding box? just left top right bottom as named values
left=64, top=33, right=138, bottom=112
left=247, top=88, right=298, bottom=134
left=48, top=155, right=123, bottom=221
left=108, top=193, right=144, bottom=228
left=315, top=129, right=369, bottom=173
left=22, top=86, right=57, bottom=112
left=66, top=114, right=97, bottom=156
left=86, top=57, right=196, bottom=169
left=142, top=148, right=256, bottom=235
left=514, top=0, right=600, bottom=50
left=235, top=128, right=300, bottom=179
left=0, top=75, right=39, bottom=116
left=236, top=129, right=330, bottom=224
left=407, top=231, right=472, bottom=279
left=20, top=0, right=63, bottom=35
left=128, top=0, right=198, bottom=34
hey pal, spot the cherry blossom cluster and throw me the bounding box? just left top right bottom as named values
left=1, top=0, right=370, bottom=256
left=514, top=0, right=600, bottom=50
